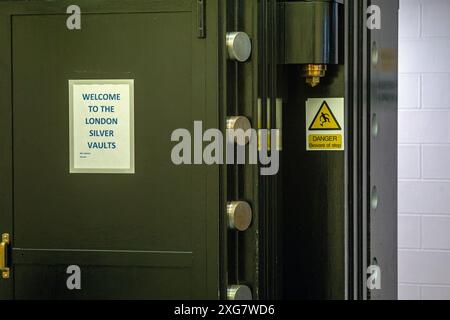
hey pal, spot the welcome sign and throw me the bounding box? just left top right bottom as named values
left=69, top=79, right=135, bottom=174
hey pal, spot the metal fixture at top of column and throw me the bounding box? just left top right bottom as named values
left=226, top=32, right=252, bottom=62
left=282, top=0, right=341, bottom=87
left=302, top=64, right=328, bottom=88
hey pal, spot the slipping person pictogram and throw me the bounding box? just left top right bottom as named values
left=309, top=101, right=342, bottom=131
left=320, top=112, right=331, bottom=127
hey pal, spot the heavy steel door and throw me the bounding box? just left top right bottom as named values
left=0, top=0, right=398, bottom=301
left=0, top=0, right=220, bottom=299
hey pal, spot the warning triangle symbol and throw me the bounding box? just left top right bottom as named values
left=309, top=101, right=342, bottom=131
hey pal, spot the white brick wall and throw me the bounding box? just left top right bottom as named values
left=399, top=0, right=450, bottom=300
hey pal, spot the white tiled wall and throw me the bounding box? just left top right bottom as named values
left=399, top=0, right=450, bottom=300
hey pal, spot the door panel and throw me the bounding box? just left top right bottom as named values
left=14, top=264, right=192, bottom=300
left=0, top=0, right=219, bottom=299
left=13, top=13, right=194, bottom=252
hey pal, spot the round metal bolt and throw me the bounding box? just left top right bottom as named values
left=226, top=32, right=252, bottom=62
left=226, top=116, right=252, bottom=146
left=227, top=201, right=253, bottom=231
left=227, top=285, right=253, bottom=300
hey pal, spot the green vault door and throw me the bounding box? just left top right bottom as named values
left=0, top=0, right=398, bottom=301
left=0, top=0, right=221, bottom=299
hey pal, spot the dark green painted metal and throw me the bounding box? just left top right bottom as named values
left=347, top=0, right=370, bottom=300
left=204, top=0, right=221, bottom=301
left=0, top=7, right=14, bottom=301
left=282, top=1, right=339, bottom=65
left=280, top=0, right=398, bottom=300
left=281, top=64, right=346, bottom=300
left=0, top=0, right=398, bottom=301
left=258, top=0, right=281, bottom=300
left=0, top=0, right=222, bottom=300
left=222, top=0, right=260, bottom=300
left=279, top=0, right=347, bottom=300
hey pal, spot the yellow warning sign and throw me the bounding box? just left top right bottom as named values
left=308, top=134, right=343, bottom=150
left=306, top=98, right=345, bottom=151
left=308, top=101, right=342, bottom=131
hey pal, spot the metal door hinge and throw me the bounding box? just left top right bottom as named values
left=197, top=0, right=206, bottom=38
left=0, top=233, right=10, bottom=279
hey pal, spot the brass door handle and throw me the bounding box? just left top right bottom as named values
left=0, top=233, right=10, bottom=279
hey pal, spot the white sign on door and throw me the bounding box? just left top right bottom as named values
left=69, top=79, right=135, bottom=174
